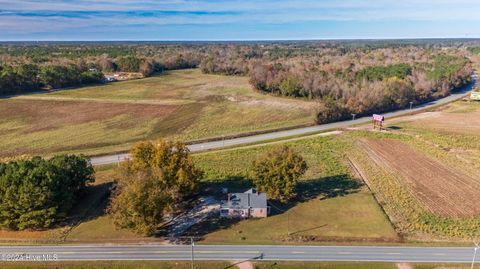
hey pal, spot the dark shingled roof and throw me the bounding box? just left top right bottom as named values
left=221, top=188, right=267, bottom=209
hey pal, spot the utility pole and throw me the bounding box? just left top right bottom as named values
left=471, top=242, right=479, bottom=269
left=409, top=101, right=413, bottom=110
left=191, top=237, right=195, bottom=269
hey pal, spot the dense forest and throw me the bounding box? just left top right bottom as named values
left=0, top=41, right=476, bottom=123
left=199, top=42, right=473, bottom=122
left=241, top=48, right=472, bottom=123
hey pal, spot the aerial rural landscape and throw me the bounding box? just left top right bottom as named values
left=3, top=1, right=480, bottom=269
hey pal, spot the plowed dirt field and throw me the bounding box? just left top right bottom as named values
left=360, top=138, right=480, bottom=218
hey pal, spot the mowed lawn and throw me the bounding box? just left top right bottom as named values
left=190, top=135, right=398, bottom=244
left=0, top=69, right=314, bottom=157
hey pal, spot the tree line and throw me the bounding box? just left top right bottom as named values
left=0, top=64, right=104, bottom=95
left=196, top=46, right=473, bottom=123
left=251, top=56, right=471, bottom=123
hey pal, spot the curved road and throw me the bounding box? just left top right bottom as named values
left=0, top=244, right=477, bottom=263
left=91, top=80, right=475, bottom=166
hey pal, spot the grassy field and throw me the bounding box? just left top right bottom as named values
left=190, top=135, right=398, bottom=244
left=0, top=69, right=314, bottom=157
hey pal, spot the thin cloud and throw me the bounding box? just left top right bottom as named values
left=1, top=0, right=480, bottom=40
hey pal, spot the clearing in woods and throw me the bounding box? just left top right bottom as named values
left=0, top=69, right=314, bottom=157
left=359, top=138, right=480, bottom=218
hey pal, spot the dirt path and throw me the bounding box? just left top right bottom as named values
left=360, top=138, right=480, bottom=217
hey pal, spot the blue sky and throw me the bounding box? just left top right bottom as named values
left=1, top=0, right=480, bottom=41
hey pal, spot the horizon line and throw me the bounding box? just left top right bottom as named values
left=1, top=37, right=480, bottom=42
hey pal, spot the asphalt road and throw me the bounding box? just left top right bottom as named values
left=0, top=244, right=477, bottom=262
left=91, top=80, right=475, bottom=166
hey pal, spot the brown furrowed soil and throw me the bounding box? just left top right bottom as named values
left=359, top=138, right=480, bottom=218
left=0, top=99, right=178, bottom=133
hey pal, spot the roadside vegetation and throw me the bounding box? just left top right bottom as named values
left=0, top=261, right=231, bottom=269
left=3, top=102, right=480, bottom=243
left=0, top=261, right=474, bottom=269
left=254, top=262, right=474, bottom=269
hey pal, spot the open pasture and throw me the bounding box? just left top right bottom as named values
left=0, top=69, right=314, bottom=157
